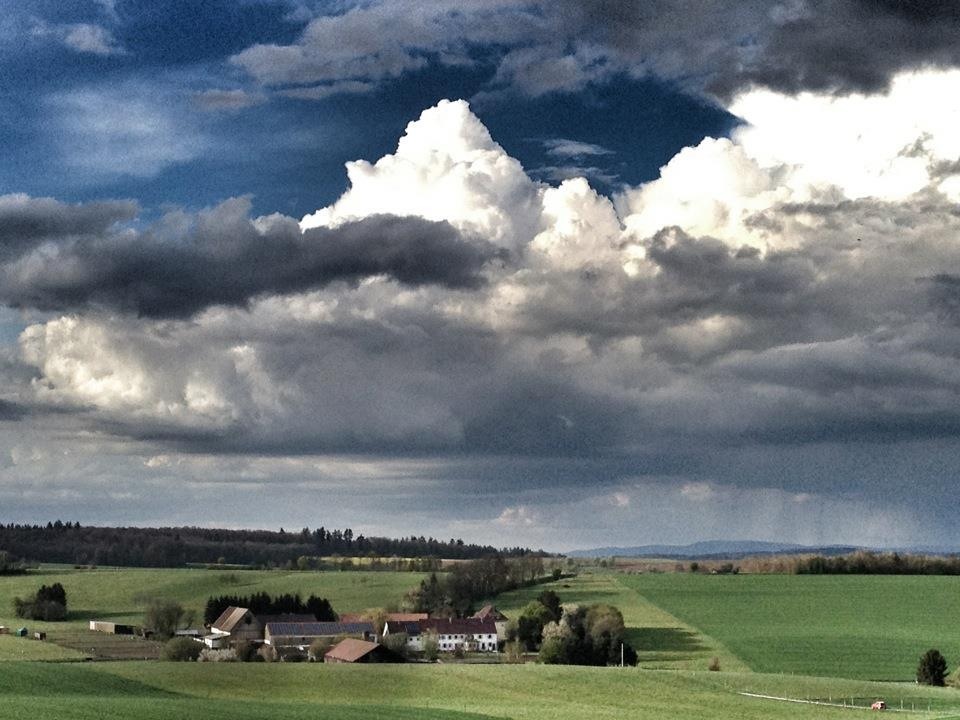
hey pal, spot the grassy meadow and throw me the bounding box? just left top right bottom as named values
left=4, top=565, right=960, bottom=718
left=6, top=660, right=960, bottom=720
left=618, top=573, right=960, bottom=680
left=491, top=572, right=749, bottom=672
left=0, top=565, right=425, bottom=627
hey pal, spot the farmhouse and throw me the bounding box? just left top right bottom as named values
left=382, top=616, right=498, bottom=653
left=421, top=617, right=498, bottom=653
left=323, top=638, right=391, bottom=663
left=471, top=605, right=509, bottom=641
left=382, top=619, right=424, bottom=651
left=263, top=621, right=375, bottom=648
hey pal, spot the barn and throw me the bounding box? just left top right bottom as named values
left=323, top=638, right=391, bottom=663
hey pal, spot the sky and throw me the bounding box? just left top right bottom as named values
left=2, top=1, right=960, bottom=552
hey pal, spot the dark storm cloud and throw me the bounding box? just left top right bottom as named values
left=925, top=273, right=960, bottom=324
left=539, top=0, right=960, bottom=99
left=0, top=197, right=502, bottom=318
left=0, top=399, right=27, bottom=421
left=711, top=0, right=960, bottom=98
left=231, top=1, right=960, bottom=103
left=0, top=195, right=138, bottom=256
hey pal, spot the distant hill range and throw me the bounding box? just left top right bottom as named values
left=566, top=540, right=960, bottom=559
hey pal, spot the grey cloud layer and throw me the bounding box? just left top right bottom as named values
left=0, top=197, right=502, bottom=318
left=231, top=0, right=960, bottom=100
left=0, top=195, right=138, bottom=256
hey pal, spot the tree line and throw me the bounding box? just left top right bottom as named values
left=408, top=555, right=552, bottom=617
left=203, top=591, right=336, bottom=625
left=0, top=550, right=27, bottom=576
left=0, top=522, right=542, bottom=568
left=795, top=551, right=960, bottom=575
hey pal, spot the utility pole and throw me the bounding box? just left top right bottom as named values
left=621, top=642, right=624, bottom=667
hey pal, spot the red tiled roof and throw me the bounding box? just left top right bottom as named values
left=419, top=617, right=496, bottom=635
left=385, top=612, right=428, bottom=622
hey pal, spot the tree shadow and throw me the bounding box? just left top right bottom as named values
left=627, top=626, right=707, bottom=653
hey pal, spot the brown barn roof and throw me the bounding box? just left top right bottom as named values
left=324, top=638, right=380, bottom=663
left=385, top=612, right=429, bottom=622
left=211, top=606, right=252, bottom=633
left=419, top=617, right=496, bottom=635
left=338, top=612, right=427, bottom=624
left=471, top=605, right=507, bottom=621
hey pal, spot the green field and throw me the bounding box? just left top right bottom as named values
left=492, top=573, right=748, bottom=672
left=5, top=660, right=960, bottom=720
left=618, top=573, right=960, bottom=680
left=0, top=566, right=425, bottom=628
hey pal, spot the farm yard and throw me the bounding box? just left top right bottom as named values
left=3, top=565, right=960, bottom=718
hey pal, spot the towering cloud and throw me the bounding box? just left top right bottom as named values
left=4, top=67, right=960, bottom=544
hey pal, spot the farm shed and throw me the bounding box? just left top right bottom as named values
left=89, top=621, right=135, bottom=635
left=14, top=627, right=27, bottom=637
left=0, top=626, right=8, bottom=634
left=324, top=638, right=390, bottom=664
left=34, top=631, right=46, bottom=641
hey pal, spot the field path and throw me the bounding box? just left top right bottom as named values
left=608, top=574, right=750, bottom=672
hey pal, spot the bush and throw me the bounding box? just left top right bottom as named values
left=422, top=631, right=439, bottom=661
left=381, top=631, right=409, bottom=660
left=198, top=648, right=237, bottom=662
left=162, top=637, right=202, bottom=661
left=308, top=637, right=335, bottom=661
left=503, top=640, right=524, bottom=663
left=918, top=648, right=948, bottom=686
left=234, top=639, right=259, bottom=662
left=145, top=599, right=189, bottom=639
left=258, top=644, right=277, bottom=663
left=13, top=584, right=68, bottom=621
